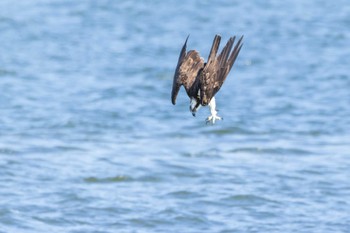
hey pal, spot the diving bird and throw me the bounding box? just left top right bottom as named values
left=171, top=34, right=243, bottom=124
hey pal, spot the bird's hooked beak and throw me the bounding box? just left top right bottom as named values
left=190, top=97, right=200, bottom=117
left=189, top=105, right=196, bottom=117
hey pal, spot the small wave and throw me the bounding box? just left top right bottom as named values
left=84, top=175, right=132, bottom=183
left=205, top=126, right=255, bottom=135
left=222, top=194, right=280, bottom=206
left=230, top=147, right=313, bottom=156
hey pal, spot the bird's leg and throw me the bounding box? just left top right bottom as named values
left=206, top=97, right=222, bottom=124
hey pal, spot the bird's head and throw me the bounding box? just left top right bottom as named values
left=189, top=97, right=201, bottom=117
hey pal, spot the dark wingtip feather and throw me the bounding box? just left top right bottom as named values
left=172, top=35, right=191, bottom=105
left=227, top=35, right=244, bottom=68
left=183, top=34, right=190, bottom=50
left=171, top=84, right=180, bottom=105
left=207, top=34, right=222, bottom=61
left=177, top=35, right=190, bottom=63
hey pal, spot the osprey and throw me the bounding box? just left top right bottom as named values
left=171, top=34, right=243, bottom=124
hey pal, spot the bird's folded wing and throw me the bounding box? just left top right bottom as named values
left=171, top=36, right=204, bottom=105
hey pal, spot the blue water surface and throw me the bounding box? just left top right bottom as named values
left=0, top=0, right=349, bottom=232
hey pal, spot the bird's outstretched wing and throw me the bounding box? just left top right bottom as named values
left=171, top=36, right=204, bottom=105
left=199, top=35, right=243, bottom=106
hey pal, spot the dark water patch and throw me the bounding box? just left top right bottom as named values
left=165, top=190, right=205, bottom=200
left=204, top=126, right=255, bottom=135
left=181, top=149, right=222, bottom=158
left=222, top=194, right=279, bottom=207
left=229, top=147, right=313, bottom=156
left=84, top=175, right=132, bottom=183
left=298, top=169, right=324, bottom=176
left=84, top=173, right=166, bottom=184
left=136, top=174, right=164, bottom=183
left=0, top=69, right=16, bottom=76
left=0, top=148, right=19, bottom=155
left=276, top=174, right=304, bottom=182
left=173, top=214, right=209, bottom=226
left=53, top=145, right=87, bottom=152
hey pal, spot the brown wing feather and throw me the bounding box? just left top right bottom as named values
left=199, top=35, right=222, bottom=105
left=171, top=36, right=204, bottom=105
left=217, top=36, right=243, bottom=86
left=199, top=35, right=243, bottom=106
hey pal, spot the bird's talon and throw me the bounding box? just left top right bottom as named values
left=205, top=115, right=222, bottom=125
